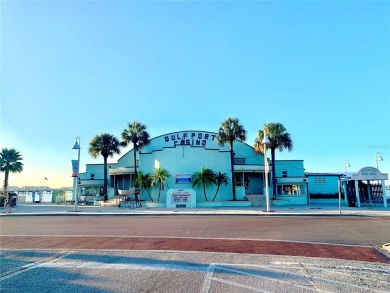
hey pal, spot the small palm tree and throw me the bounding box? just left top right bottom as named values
left=0, top=148, right=23, bottom=204
left=150, top=167, right=171, bottom=201
left=254, top=123, right=293, bottom=197
left=192, top=166, right=216, bottom=201
left=216, top=116, right=247, bottom=200
left=212, top=171, right=230, bottom=201
left=88, top=133, right=121, bottom=201
left=136, top=171, right=153, bottom=201
left=121, top=121, right=151, bottom=185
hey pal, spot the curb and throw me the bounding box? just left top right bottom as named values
left=0, top=212, right=376, bottom=217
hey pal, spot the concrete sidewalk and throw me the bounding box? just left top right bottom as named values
left=2, top=203, right=390, bottom=217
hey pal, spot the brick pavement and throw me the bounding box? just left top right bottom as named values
left=1, top=236, right=388, bottom=264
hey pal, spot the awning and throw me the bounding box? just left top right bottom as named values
left=234, top=165, right=266, bottom=172
left=109, top=167, right=134, bottom=175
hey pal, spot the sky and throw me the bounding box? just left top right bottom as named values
left=1, top=0, right=389, bottom=188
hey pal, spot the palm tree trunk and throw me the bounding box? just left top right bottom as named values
left=230, top=146, right=236, bottom=201
left=271, top=148, right=276, bottom=198
left=133, top=145, right=137, bottom=186
left=158, top=180, right=161, bottom=201
left=203, top=185, right=208, bottom=201
left=212, top=184, right=221, bottom=201
left=103, top=157, right=108, bottom=201
left=146, top=188, right=153, bottom=201
left=3, top=170, right=9, bottom=202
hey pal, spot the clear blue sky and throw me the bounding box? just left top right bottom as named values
left=1, top=1, right=389, bottom=188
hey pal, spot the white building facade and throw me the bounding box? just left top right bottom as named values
left=77, top=130, right=311, bottom=207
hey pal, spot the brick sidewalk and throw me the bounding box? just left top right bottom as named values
left=1, top=236, right=388, bottom=264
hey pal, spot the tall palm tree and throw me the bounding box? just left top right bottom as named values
left=212, top=171, right=230, bottom=201
left=0, top=148, right=23, bottom=203
left=216, top=116, right=247, bottom=200
left=254, top=123, right=293, bottom=197
left=192, top=166, right=216, bottom=201
left=136, top=171, right=153, bottom=201
left=150, top=167, right=171, bottom=201
left=88, top=133, right=121, bottom=201
left=121, top=121, right=151, bottom=186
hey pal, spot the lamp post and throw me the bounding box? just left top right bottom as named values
left=376, top=152, right=383, bottom=170
left=42, top=177, right=48, bottom=203
left=72, top=137, right=81, bottom=212
left=339, top=161, right=350, bottom=215
left=262, top=132, right=271, bottom=212
left=345, top=161, right=350, bottom=173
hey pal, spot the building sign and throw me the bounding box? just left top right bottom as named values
left=164, top=131, right=216, bottom=147
left=171, top=190, right=191, bottom=203
left=352, top=166, right=388, bottom=181
left=359, top=167, right=378, bottom=176
left=176, top=174, right=192, bottom=184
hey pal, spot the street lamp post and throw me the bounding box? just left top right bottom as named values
left=345, top=160, right=350, bottom=173
left=340, top=161, right=351, bottom=215
left=262, top=132, right=271, bottom=212
left=376, top=152, right=383, bottom=170
left=72, top=137, right=81, bottom=212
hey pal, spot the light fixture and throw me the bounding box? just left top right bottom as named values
left=376, top=152, right=383, bottom=170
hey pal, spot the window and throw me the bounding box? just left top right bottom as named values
left=314, top=177, right=326, bottom=184
left=235, top=174, right=243, bottom=186
left=234, top=158, right=245, bottom=165
left=90, top=174, right=95, bottom=180
left=282, top=170, right=288, bottom=178
left=277, top=184, right=305, bottom=196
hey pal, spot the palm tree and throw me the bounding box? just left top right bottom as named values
left=192, top=166, right=216, bottom=201
left=254, top=123, right=293, bottom=198
left=88, top=133, right=121, bottom=201
left=121, top=121, right=151, bottom=186
left=216, top=116, right=247, bottom=200
left=150, top=167, right=171, bottom=201
left=212, top=171, right=230, bottom=201
left=136, top=171, right=153, bottom=201
left=0, top=148, right=23, bottom=203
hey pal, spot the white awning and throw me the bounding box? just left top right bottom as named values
left=234, top=165, right=266, bottom=172
left=109, top=167, right=134, bottom=175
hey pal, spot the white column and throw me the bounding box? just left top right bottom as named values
left=354, top=180, right=360, bottom=207
left=367, top=180, right=372, bottom=203
left=343, top=180, right=348, bottom=205
left=381, top=179, right=388, bottom=208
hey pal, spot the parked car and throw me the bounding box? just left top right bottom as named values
left=0, top=192, right=18, bottom=207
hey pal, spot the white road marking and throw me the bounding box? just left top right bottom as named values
left=201, top=264, right=215, bottom=293
left=0, top=251, right=73, bottom=281
left=2, top=252, right=389, bottom=292
left=41, top=261, right=209, bottom=272
left=200, top=262, right=390, bottom=293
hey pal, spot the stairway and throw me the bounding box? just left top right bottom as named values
left=245, top=194, right=266, bottom=207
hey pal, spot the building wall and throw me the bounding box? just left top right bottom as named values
left=274, top=160, right=305, bottom=177
left=306, top=174, right=340, bottom=195
left=111, top=130, right=267, bottom=202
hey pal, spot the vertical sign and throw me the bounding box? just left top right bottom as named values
left=71, top=160, right=79, bottom=177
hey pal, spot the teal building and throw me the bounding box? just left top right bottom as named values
left=77, top=130, right=310, bottom=207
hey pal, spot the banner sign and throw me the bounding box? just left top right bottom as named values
left=71, top=160, right=79, bottom=177
left=175, top=174, right=192, bottom=184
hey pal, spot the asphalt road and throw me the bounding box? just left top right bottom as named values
left=1, top=215, right=389, bottom=246
left=1, top=216, right=389, bottom=292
